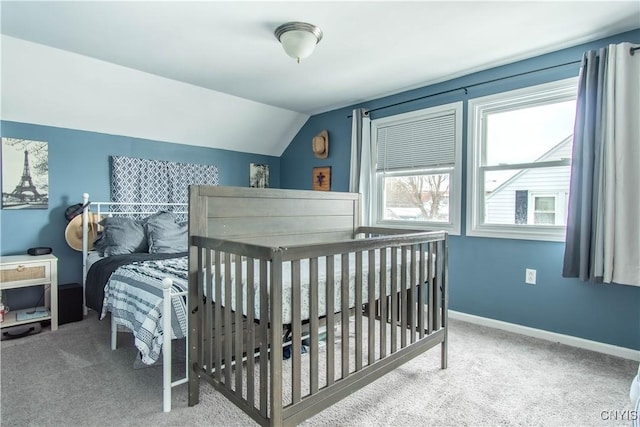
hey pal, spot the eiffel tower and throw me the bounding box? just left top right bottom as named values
left=11, top=150, right=43, bottom=202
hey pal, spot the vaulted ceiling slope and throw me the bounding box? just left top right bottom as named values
left=1, top=1, right=638, bottom=156
left=1, top=35, right=307, bottom=156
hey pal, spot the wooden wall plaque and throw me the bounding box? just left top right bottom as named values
left=312, top=167, right=331, bottom=191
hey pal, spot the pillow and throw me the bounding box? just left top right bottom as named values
left=143, top=211, right=177, bottom=229
left=145, top=212, right=187, bottom=254
left=95, top=217, right=147, bottom=256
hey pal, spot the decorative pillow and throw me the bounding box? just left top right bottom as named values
left=145, top=212, right=187, bottom=254
left=95, top=217, right=147, bottom=256
left=143, top=211, right=177, bottom=230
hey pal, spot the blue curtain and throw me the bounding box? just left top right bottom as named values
left=562, top=48, right=608, bottom=281
left=563, top=43, right=640, bottom=286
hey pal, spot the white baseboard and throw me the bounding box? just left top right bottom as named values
left=449, top=310, right=640, bottom=362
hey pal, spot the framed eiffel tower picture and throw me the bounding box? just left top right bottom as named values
left=2, top=138, right=49, bottom=209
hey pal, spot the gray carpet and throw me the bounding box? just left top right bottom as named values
left=0, top=312, right=636, bottom=426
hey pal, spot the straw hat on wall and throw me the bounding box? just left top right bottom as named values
left=64, top=213, right=102, bottom=251
left=312, top=130, right=329, bottom=159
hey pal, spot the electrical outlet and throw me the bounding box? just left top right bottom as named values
left=525, top=269, right=536, bottom=285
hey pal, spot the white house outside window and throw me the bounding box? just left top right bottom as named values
left=467, top=78, right=578, bottom=241
left=372, top=102, right=463, bottom=234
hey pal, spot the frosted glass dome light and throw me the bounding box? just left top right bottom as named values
left=275, top=22, right=323, bottom=63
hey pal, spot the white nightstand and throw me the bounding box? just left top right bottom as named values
left=0, top=254, right=58, bottom=331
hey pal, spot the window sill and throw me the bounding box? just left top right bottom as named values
left=374, top=220, right=460, bottom=236
left=466, top=224, right=566, bottom=242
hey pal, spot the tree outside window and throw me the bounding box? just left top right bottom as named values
left=383, top=173, right=450, bottom=222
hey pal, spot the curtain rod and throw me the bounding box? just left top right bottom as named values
left=346, top=59, right=582, bottom=118
left=631, top=46, right=640, bottom=55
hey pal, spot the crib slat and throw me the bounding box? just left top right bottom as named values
left=355, top=251, right=363, bottom=371
left=234, top=255, right=244, bottom=396
left=441, top=236, right=449, bottom=369
left=198, top=248, right=206, bottom=368
left=246, top=257, right=255, bottom=407
left=259, top=260, right=268, bottom=417
left=224, top=252, right=233, bottom=388
left=189, top=239, right=203, bottom=407
left=427, top=242, right=434, bottom=336
left=418, top=243, right=425, bottom=339
left=379, top=249, right=387, bottom=358
left=390, top=247, right=398, bottom=354
left=432, top=242, right=440, bottom=331
left=326, top=255, right=335, bottom=386
left=309, top=257, right=319, bottom=394
left=400, top=246, right=407, bottom=349
left=205, top=250, right=213, bottom=375
left=214, top=251, right=223, bottom=382
left=341, top=253, right=350, bottom=379
left=368, top=250, right=375, bottom=366
left=291, top=260, right=302, bottom=404
left=410, top=246, right=417, bottom=344
left=269, top=251, right=284, bottom=425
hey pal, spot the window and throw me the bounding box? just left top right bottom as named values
left=372, top=102, right=462, bottom=234
left=467, top=78, right=577, bottom=241
left=531, top=194, right=556, bottom=225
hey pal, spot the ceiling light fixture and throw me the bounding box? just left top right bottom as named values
left=274, top=22, right=323, bottom=64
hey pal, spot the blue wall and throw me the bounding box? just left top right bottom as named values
left=0, top=121, right=280, bottom=309
left=281, top=29, right=640, bottom=350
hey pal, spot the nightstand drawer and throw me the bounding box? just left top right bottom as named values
left=0, top=260, right=51, bottom=287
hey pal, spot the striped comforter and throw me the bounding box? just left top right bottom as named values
left=100, top=257, right=188, bottom=364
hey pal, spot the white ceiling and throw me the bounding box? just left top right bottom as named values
left=1, top=1, right=638, bottom=156
left=3, top=1, right=639, bottom=116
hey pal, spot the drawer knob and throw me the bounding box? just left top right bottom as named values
left=16, top=265, right=25, bottom=272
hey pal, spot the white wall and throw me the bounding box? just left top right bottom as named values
left=0, top=35, right=308, bottom=156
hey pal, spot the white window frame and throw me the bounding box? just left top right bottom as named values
left=371, top=102, right=463, bottom=234
left=466, top=77, right=578, bottom=241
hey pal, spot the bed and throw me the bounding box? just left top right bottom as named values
left=80, top=194, right=189, bottom=412
left=186, top=186, right=448, bottom=426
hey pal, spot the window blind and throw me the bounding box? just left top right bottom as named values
left=376, top=113, right=456, bottom=172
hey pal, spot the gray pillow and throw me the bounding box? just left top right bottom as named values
left=145, top=212, right=187, bottom=254
left=143, top=211, right=177, bottom=229
left=96, top=217, right=147, bottom=256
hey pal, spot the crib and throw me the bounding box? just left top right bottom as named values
left=187, top=185, right=448, bottom=426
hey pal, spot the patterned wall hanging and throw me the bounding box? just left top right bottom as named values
left=111, top=156, right=219, bottom=218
